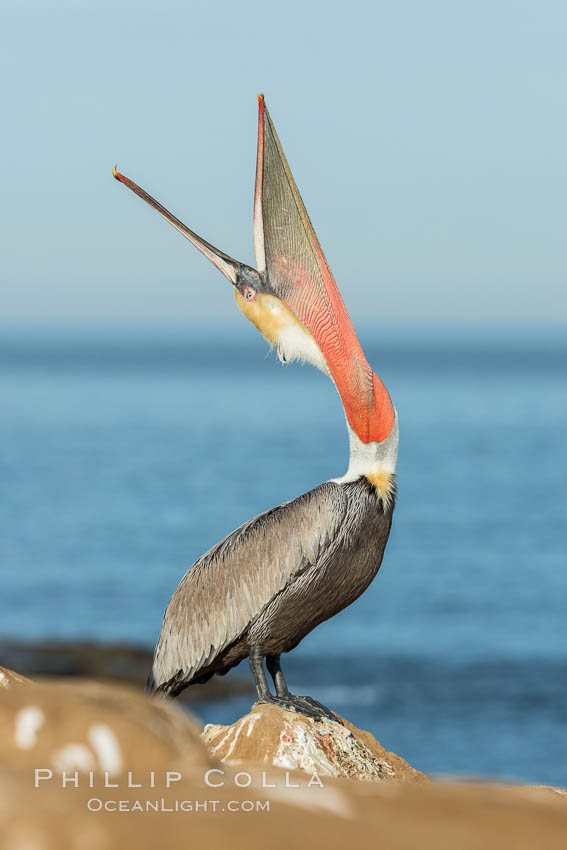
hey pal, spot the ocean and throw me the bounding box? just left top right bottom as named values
left=1, top=324, right=566, bottom=785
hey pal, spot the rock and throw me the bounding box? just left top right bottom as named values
left=0, top=672, right=566, bottom=849
left=1, top=760, right=567, bottom=850
left=0, top=675, right=211, bottom=777
left=0, top=666, right=34, bottom=689
left=202, top=703, right=426, bottom=783
left=0, top=639, right=252, bottom=704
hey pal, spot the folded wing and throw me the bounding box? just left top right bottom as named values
left=151, top=483, right=348, bottom=691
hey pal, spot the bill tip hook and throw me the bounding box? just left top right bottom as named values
left=112, top=164, right=119, bottom=180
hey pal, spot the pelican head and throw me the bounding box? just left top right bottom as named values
left=113, top=96, right=396, bottom=477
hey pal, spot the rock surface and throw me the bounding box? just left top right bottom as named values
left=0, top=677, right=211, bottom=776
left=1, top=667, right=567, bottom=849
left=203, top=703, right=426, bottom=783
left=0, top=665, right=34, bottom=689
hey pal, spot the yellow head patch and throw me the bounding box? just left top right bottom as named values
left=235, top=290, right=304, bottom=345
left=234, top=289, right=329, bottom=375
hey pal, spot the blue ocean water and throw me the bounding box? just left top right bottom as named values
left=1, top=324, right=566, bottom=785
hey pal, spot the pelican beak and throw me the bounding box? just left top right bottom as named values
left=112, top=95, right=395, bottom=446
left=253, top=96, right=395, bottom=444
left=112, top=166, right=241, bottom=286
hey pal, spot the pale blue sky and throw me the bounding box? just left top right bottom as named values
left=1, top=0, right=565, bottom=325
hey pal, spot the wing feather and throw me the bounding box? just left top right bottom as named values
left=151, top=483, right=347, bottom=689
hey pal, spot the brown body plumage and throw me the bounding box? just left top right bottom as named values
left=151, top=478, right=394, bottom=696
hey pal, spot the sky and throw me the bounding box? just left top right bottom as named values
left=1, top=0, right=566, bottom=326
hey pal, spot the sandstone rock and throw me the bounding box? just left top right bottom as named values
left=0, top=676, right=211, bottom=776
left=1, top=765, right=567, bottom=850
left=202, top=703, right=426, bottom=783
left=1, top=670, right=566, bottom=849
left=0, top=666, right=34, bottom=689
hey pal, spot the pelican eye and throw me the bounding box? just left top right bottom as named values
left=242, top=286, right=256, bottom=302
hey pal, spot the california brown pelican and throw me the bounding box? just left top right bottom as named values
left=113, top=95, right=398, bottom=721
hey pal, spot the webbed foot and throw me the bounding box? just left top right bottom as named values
left=254, top=694, right=341, bottom=723
left=293, top=695, right=342, bottom=724
left=253, top=694, right=336, bottom=722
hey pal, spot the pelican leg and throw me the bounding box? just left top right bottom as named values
left=249, top=646, right=330, bottom=721
left=265, top=652, right=342, bottom=725
left=249, top=646, right=272, bottom=700
left=266, top=654, right=290, bottom=698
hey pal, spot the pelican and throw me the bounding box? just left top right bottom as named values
left=113, top=95, right=398, bottom=721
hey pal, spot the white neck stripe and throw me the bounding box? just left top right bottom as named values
left=330, top=411, right=399, bottom=484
